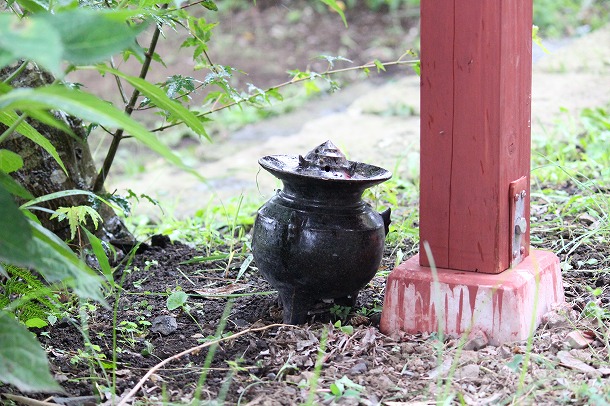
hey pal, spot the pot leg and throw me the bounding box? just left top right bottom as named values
left=334, top=291, right=359, bottom=308
left=278, top=289, right=311, bottom=325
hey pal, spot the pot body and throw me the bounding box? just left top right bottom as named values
left=252, top=184, right=387, bottom=324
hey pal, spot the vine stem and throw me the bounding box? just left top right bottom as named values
left=92, top=6, right=166, bottom=193
left=151, top=58, right=419, bottom=133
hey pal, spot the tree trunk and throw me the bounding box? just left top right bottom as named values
left=1, top=64, right=134, bottom=247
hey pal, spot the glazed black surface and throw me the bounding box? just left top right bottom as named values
left=252, top=141, right=392, bottom=324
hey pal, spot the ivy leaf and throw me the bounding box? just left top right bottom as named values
left=0, top=311, right=62, bottom=393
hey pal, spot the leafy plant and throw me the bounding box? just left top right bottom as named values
left=324, top=376, right=364, bottom=402
left=166, top=290, right=188, bottom=311
left=0, top=265, right=61, bottom=329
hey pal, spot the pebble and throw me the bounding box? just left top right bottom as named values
left=349, top=362, right=368, bottom=375
left=151, top=315, right=178, bottom=336
left=541, top=309, right=569, bottom=328
left=463, top=330, right=489, bottom=351
left=566, top=330, right=594, bottom=349
left=455, top=364, right=480, bottom=380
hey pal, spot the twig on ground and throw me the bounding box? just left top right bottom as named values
left=117, top=323, right=291, bottom=406
left=1, top=394, right=57, bottom=406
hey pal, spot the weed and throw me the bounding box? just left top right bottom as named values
left=324, top=376, right=364, bottom=402
left=303, top=328, right=329, bottom=406
left=329, top=304, right=351, bottom=322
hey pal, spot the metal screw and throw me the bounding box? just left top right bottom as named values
left=512, top=250, right=519, bottom=258
left=520, top=246, right=525, bottom=255
left=520, top=190, right=527, bottom=198
left=514, top=193, right=520, bottom=201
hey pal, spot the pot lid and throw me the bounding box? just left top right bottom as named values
left=259, top=140, right=392, bottom=183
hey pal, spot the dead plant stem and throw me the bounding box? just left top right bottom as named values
left=117, top=323, right=289, bottom=406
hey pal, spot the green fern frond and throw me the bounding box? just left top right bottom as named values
left=0, top=264, right=61, bottom=325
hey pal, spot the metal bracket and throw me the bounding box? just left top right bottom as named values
left=509, top=177, right=529, bottom=267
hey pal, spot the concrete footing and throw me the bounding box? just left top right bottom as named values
left=380, top=250, right=565, bottom=345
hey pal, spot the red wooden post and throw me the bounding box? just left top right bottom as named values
left=380, top=0, right=564, bottom=344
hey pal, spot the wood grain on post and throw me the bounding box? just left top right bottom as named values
left=419, top=0, right=532, bottom=273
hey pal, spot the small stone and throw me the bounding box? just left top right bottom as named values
left=463, top=330, right=488, bottom=351
left=151, top=315, right=178, bottom=336
left=542, top=309, right=569, bottom=329
left=455, top=364, right=480, bottom=380
left=498, top=345, right=512, bottom=359
left=349, top=362, right=368, bottom=375
left=567, top=330, right=594, bottom=349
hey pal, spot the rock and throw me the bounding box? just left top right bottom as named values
left=566, top=330, right=595, bottom=349
left=542, top=309, right=569, bottom=329
left=463, top=330, right=489, bottom=351
left=349, top=362, right=368, bottom=375
left=557, top=350, right=600, bottom=376
left=455, top=364, right=480, bottom=380
left=151, top=315, right=178, bottom=336
left=51, top=396, right=98, bottom=406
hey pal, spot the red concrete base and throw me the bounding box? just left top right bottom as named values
left=380, top=250, right=565, bottom=345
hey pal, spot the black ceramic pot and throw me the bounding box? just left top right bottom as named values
left=251, top=141, right=392, bottom=324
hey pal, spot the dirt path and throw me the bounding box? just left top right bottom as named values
left=111, top=25, right=610, bottom=218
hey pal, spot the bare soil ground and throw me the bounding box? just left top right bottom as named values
left=3, top=193, right=609, bottom=405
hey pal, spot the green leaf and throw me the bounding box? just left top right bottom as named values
left=0, top=149, right=23, bottom=173
left=0, top=172, right=33, bottom=200
left=50, top=206, right=102, bottom=240
left=20, top=189, right=100, bottom=210
left=83, top=228, right=113, bottom=286
left=0, top=185, right=33, bottom=265
left=15, top=0, right=50, bottom=13
left=25, top=317, right=48, bottom=328
left=532, top=25, right=550, bottom=54
left=39, top=9, right=148, bottom=65
left=318, top=0, right=347, bottom=27
left=94, top=66, right=209, bottom=139
left=0, top=86, right=197, bottom=177
left=373, top=59, right=386, bottom=73
left=28, top=220, right=105, bottom=302
left=0, top=14, right=63, bottom=76
left=200, top=0, right=217, bottom=11
left=167, top=291, right=188, bottom=310
left=0, top=111, right=68, bottom=174
left=412, top=60, right=421, bottom=76
left=0, top=311, right=62, bottom=393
